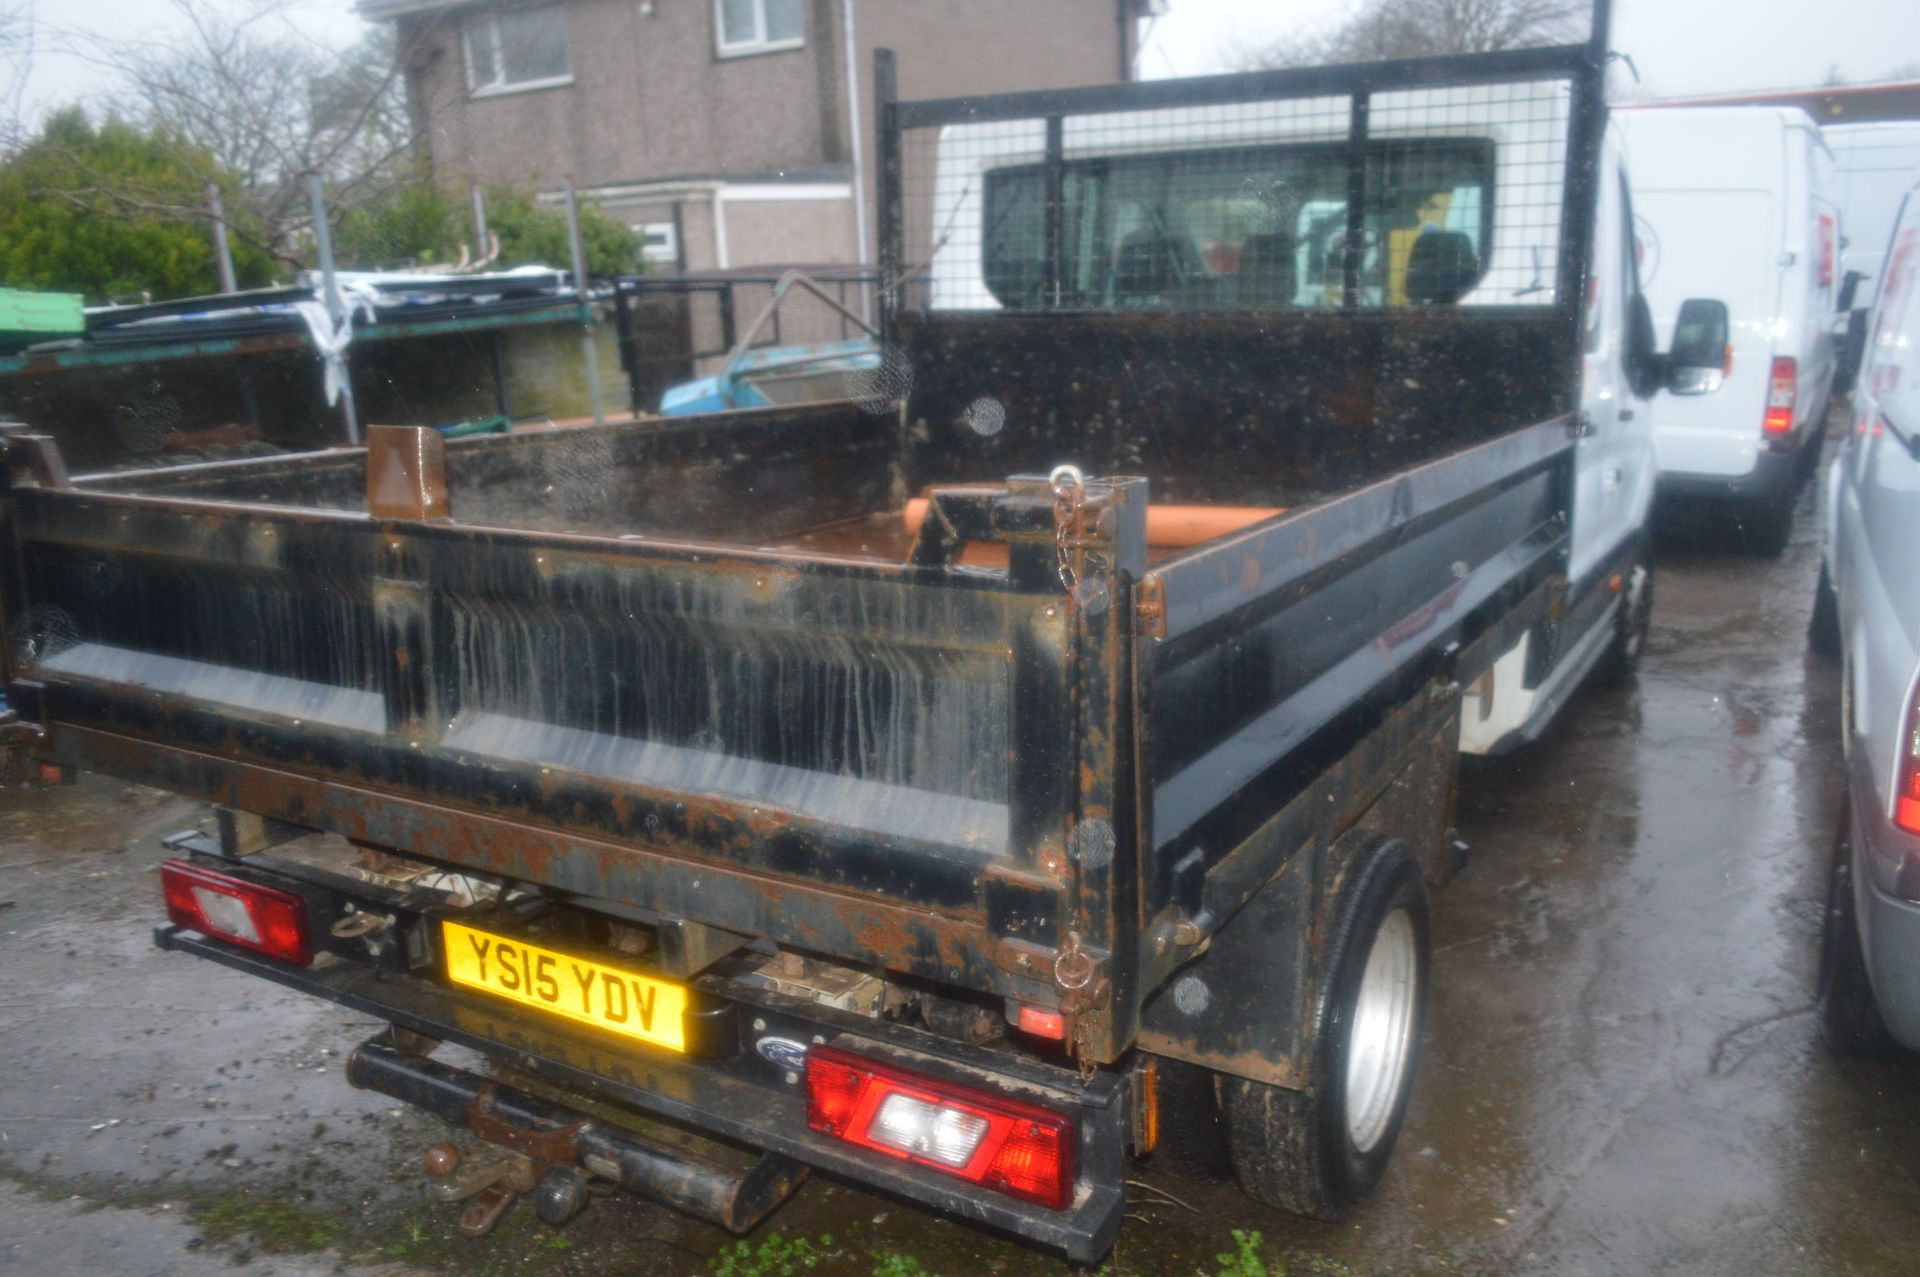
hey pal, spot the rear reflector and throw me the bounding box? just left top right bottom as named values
left=161, top=860, right=312, bottom=966
left=1136, top=1056, right=1159, bottom=1156
left=1763, top=357, right=1797, bottom=436
left=1014, top=1004, right=1066, bottom=1040
left=804, top=1044, right=1075, bottom=1208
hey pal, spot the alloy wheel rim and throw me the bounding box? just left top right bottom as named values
left=1344, top=908, right=1419, bottom=1154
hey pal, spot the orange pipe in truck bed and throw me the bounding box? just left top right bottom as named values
left=902, top=497, right=1282, bottom=550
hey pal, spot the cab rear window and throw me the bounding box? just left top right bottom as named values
left=981, top=139, right=1494, bottom=312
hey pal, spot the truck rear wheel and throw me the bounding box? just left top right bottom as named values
left=1742, top=496, right=1793, bottom=557
left=1217, top=840, right=1430, bottom=1219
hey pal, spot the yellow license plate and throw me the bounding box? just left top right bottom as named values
left=441, top=920, right=687, bottom=1053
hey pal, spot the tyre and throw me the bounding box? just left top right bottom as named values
left=1741, top=496, right=1793, bottom=557
left=1796, top=422, right=1825, bottom=480
left=1808, top=562, right=1841, bottom=662
left=1217, top=839, right=1430, bottom=1219
left=1817, top=805, right=1901, bottom=1059
left=1597, top=560, right=1654, bottom=685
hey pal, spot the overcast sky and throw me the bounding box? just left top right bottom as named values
left=12, top=0, right=1920, bottom=123
left=1138, top=0, right=1919, bottom=93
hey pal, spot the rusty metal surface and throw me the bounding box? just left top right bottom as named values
left=155, top=923, right=1128, bottom=1259
left=82, top=724, right=1053, bottom=999
left=364, top=425, right=450, bottom=522
left=1135, top=696, right=1459, bottom=1088
left=349, top=1039, right=808, bottom=1235
left=0, top=426, right=70, bottom=489
left=6, top=378, right=1569, bottom=1070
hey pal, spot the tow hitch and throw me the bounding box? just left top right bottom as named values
left=347, top=1035, right=808, bottom=1236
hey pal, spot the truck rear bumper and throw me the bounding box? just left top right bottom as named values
left=153, top=924, right=1128, bottom=1261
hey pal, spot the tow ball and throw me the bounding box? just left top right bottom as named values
left=422, top=1140, right=592, bottom=1237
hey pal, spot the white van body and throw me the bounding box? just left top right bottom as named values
left=1825, top=121, right=1920, bottom=310
left=1615, top=106, right=1841, bottom=541
left=925, top=93, right=1659, bottom=754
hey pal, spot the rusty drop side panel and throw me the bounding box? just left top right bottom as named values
left=3, top=397, right=1569, bottom=1065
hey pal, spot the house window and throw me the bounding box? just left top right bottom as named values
left=635, top=222, right=679, bottom=267
left=715, top=0, right=803, bottom=57
left=465, top=6, right=572, bottom=95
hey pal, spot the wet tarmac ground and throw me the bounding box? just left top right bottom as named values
left=6, top=437, right=1920, bottom=1275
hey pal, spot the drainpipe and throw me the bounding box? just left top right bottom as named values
left=711, top=188, right=731, bottom=271
left=841, top=0, right=872, bottom=323
left=470, top=181, right=489, bottom=259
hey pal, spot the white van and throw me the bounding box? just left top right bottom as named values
left=1615, top=105, right=1843, bottom=552
left=1827, top=121, right=1920, bottom=310
left=924, top=93, right=1691, bottom=753
left=1824, top=121, right=1920, bottom=392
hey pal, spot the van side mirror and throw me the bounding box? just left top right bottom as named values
left=1837, top=269, right=1866, bottom=313
left=1665, top=298, right=1730, bottom=396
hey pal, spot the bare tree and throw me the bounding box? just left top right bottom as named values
left=1233, top=0, right=1589, bottom=69
left=0, top=1, right=35, bottom=156
left=69, top=0, right=413, bottom=265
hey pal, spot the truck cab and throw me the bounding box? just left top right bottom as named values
left=1460, top=119, right=1670, bottom=750
left=919, top=89, right=1670, bottom=759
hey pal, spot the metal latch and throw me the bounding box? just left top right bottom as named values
left=1050, top=465, right=1114, bottom=614
left=1136, top=574, right=1166, bottom=639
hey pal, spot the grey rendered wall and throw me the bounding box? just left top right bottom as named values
left=840, top=0, right=1136, bottom=263
left=401, top=0, right=841, bottom=189
left=395, top=0, right=1135, bottom=269
left=721, top=198, right=856, bottom=267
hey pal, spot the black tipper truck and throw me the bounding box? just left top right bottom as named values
left=0, top=10, right=1676, bottom=1261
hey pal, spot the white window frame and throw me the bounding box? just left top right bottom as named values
left=634, top=222, right=679, bottom=266
left=464, top=6, right=573, bottom=99
left=713, top=0, right=804, bottom=59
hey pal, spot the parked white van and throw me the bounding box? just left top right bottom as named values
left=1824, top=121, right=1920, bottom=392
left=1615, top=105, right=1843, bottom=552
left=1827, top=121, right=1920, bottom=309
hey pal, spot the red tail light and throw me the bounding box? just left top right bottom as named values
left=1014, top=1003, right=1067, bottom=1040
left=1763, top=357, right=1797, bottom=436
left=161, top=860, right=312, bottom=966
left=804, top=1044, right=1075, bottom=1209
left=1898, top=688, right=1920, bottom=837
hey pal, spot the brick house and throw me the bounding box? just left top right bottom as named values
left=357, top=0, right=1152, bottom=274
